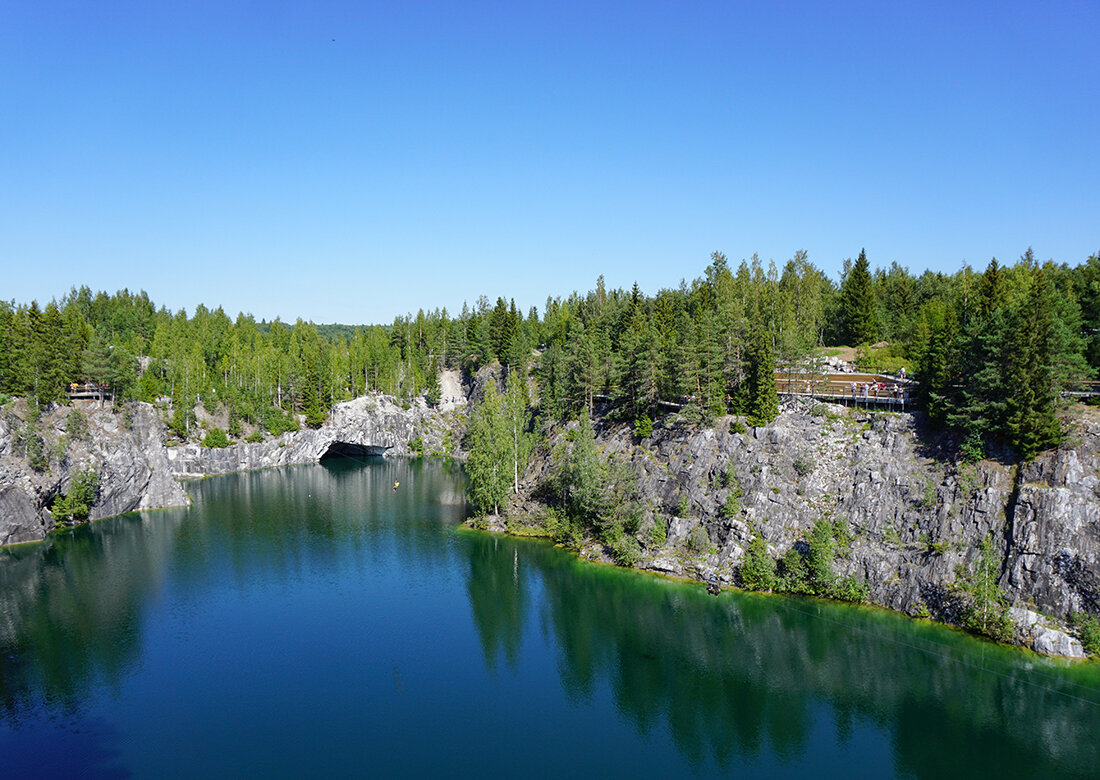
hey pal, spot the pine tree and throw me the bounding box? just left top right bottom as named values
left=693, top=308, right=725, bottom=419
left=449, top=307, right=469, bottom=371
left=1073, top=253, right=1100, bottom=370
left=566, top=319, right=599, bottom=415
left=0, top=303, right=13, bottom=395
left=616, top=311, right=659, bottom=423
left=536, top=343, right=568, bottom=423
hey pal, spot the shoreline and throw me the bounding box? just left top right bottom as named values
left=462, top=512, right=1096, bottom=662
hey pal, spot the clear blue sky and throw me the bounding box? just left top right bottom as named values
left=2, top=1, right=1097, bottom=324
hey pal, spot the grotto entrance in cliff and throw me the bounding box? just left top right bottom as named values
left=319, top=441, right=391, bottom=460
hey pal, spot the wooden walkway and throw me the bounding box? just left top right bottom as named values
left=777, top=374, right=1100, bottom=408
left=1062, top=380, right=1100, bottom=398
left=775, top=371, right=914, bottom=410
left=67, top=383, right=111, bottom=401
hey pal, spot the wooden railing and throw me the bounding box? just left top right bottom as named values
left=66, top=383, right=112, bottom=400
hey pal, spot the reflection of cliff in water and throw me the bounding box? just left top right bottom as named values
left=463, top=532, right=1100, bottom=777
left=0, top=459, right=467, bottom=723
left=3, top=460, right=1096, bottom=778
left=0, top=508, right=183, bottom=720
left=169, top=458, right=468, bottom=593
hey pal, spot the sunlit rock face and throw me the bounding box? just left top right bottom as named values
left=0, top=402, right=190, bottom=546
left=167, top=394, right=462, bottom=476
left=0, top=393, right=463, bottom=546
left=512, top=400, right=1100, bottom=657
left=2, top=386, right=1097, bottom=657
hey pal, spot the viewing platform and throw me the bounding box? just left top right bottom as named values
left=67, top=383, right=111, bottom=401
left=775, top=371, right=914, bottom=410
left=1061, top=380, right=1100, bottom=398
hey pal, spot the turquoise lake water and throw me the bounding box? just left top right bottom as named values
left=1, top=457, right=1098, bottom=778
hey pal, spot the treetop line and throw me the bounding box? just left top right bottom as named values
left=1, top=247, right=1098, bottom=460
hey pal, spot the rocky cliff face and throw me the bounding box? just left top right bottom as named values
left=0, top=394, right=465, bottom=546
left=511, top=399, right=1100, bottom=657
left=0, top=402, right=190, bottom=545
left=4, top=385, right=1095, bottom=656
left=168, top=394, right=464, bottom=477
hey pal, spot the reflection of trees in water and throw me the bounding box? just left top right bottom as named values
left=0, top=459, right=467, bottom=723
left=466, top=536, right=526, bottom=670
left=464, top=535, right=1100, bottom=777
left=0, top=509, right=182, bottom=719
left=178, top=459, right=466, bottom=587
left=4, top=462, right=1097, bottom=778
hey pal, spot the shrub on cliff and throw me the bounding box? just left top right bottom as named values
left=1070, top=612, right=1100, bottom=657
left=541, top=412, right=644, bottom=555
left=203, top=427, right=230, bottom=448
left=778, top=545, right=811, bottom=593
left=52, top=467, right=100, bottom=526
left=952, top=535, right=1014, bottom=642
left=739, top=534, right=776, bottom=591
left=721, top=482, right=742, bottom=519
left=606, top=527, right=642, bottom=567
left=775, top=517, right=866, bottom=600
left=806, top=517, right=839, bottom=594
left=264, top=406, right=300, bottom=436
left=65, top=408, right=90, bottom=442
left=15, top=410, right=48, bottom=472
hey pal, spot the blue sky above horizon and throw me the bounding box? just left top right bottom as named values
left=2, top=1, right=1097, bottom=324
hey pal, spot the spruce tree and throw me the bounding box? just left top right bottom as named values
left=914, top=301, right=959, bottom=428
left=1004, top=269, right=1061, bottom=459
left=839, top=249, right=877, bottom=345
left=489, top=297, right=512, bottom=364
left=745, top=326, right=778, bottom=426
left=82, top=332, right=115, bottom=407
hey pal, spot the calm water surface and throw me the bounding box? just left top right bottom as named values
left=1, top=458, right=1098, bottom=778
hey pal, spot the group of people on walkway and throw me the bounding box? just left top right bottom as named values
left=849, top=381, right=906, bottom=404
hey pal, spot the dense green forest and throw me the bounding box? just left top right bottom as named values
left=2, top=249, right=1098, bottom=464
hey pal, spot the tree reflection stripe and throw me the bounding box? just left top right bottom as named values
left=761, top=595, right=1100, bottom=708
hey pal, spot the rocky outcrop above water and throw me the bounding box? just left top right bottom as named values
left=510, top=400, right=1100, bottom=657
left=168, top=395, right=463, bottom=477
left=0, top=402, right=191, bottom=545
left=0, top=393, right=464, bottom=547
